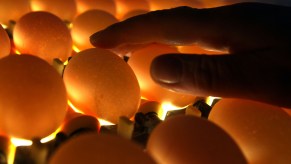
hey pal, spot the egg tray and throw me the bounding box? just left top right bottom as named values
left=10, top=100, right=214, bottom=164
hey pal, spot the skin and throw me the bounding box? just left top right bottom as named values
left=90, top=2, right=291, bottom=108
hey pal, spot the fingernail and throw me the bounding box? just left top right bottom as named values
left=150, top=55, right=183, bottom=84
left=89, top=31, right=101, bottom=45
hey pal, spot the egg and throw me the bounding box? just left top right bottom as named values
left=0, top=136, right=11, bottom=162
left=0, top=25, right=10, bottom=58
left=0, top=0, right=31, bottom=25
left=148, top=0, right=184, bottom=11
left=115, top=0, right=150, bottom=19
left=13, top=11, right=72, bottom=64
left=121, top=9, right=148, bottom=21
left=62, top=106, right=99, bottom=136
left=147, top=115, right=247, bottom=164
left=49, top=133, right=156, bottom=164
left=0, top=55, right=67, bottom=139
left=209, top=98, right=291, bottom=163
left=71, top=9, right=118, bottom=51
left=75, top=0, right=116, bottom=16
left=63, top=48, right=140, bottom=124
left=128, top=44, right=196, bottom=108
left=30, top=0, right=77, bottom=21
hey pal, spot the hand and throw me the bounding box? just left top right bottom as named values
left=90, top=2, right=291, bottom=108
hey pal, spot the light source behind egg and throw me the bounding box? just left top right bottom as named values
left=63, top=48, right=140, bottom=124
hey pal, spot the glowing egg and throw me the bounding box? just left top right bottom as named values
left=30, top=0, right=77, bottom=21
left=115, top=0, right=150, bottom=19
left=13, top=11, right=72, bottom=64
left=148, top=0, right=183, bottom=11
left=121, top=9, right=148, bottom=21
left=0, top=25, right=10, bottom=58
left=50, top=133, right=156, bottom=164
left=75, top=0, right=116, bottom=16
left=0, top=0, right=31, bottom=25
left=0, top=55, right=67, bottom=139
left=128, top=44, right=196, bottom=107
left=147, top=115, right=247, bottom=164
left=209, top=99, right=291, bottom=163
left=71, top=9, right=118, bottom=51
left=63, top=48, right=140, bottom=124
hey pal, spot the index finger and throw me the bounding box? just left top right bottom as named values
left=90, top=3, right=291, bottom=53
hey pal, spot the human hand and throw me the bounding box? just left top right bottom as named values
left=90, top=2, right=291, bottom=108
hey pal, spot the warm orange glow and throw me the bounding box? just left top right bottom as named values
left=72, top=45, right=81, bottom=53
left=68, top=100, right=84, bottom=114
left=8, top=143, right=16, bottom=164
left=40, top=127, right=61, bottom=143
left=10, top=138, right=32, bottom=147
left=206, top=96, right=221, bottom=106
left=1, top=23, right=7, bottom=29
left=158, top=102, right=185, bottom=120
left=98, top=119, right=115, bottom=126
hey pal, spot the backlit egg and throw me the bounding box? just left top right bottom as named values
left=147, top=115, right=247, bottom=164
left=30, top=0, right=77, bottom=21
left=13, top=11, right=72, bottom=64
left=49, top=133, right=156, bottom=164
left=71, top=9, right=118, bottom=51
left=209, top=98, right=291, bottom=163
left=0, top=0, right=31, bottom=25
left=115, top=0, right=150, bottom=19
left=0, top=55, right=67, bottom=139
left=128, top=44, right=196, bottom=108
left=121, top=9, right=148, bottom=21
left=148, top=0, right=183, bottom=11
left=75, top=0, right=116, bottom=16
left=0, top=25, right=10, bottom=58
left=63, top=48, right=140, bottom=124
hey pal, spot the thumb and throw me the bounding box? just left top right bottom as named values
left=150, top=51, right=291, bottom=108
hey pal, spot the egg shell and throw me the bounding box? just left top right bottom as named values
left=0, top=55, right=67, bottom=139
left=63, top=48, right=140, bottom=124
left=71, top=9, right=118, bottom=51
left=0, top=25, right=10, bottom=58
left=13, top=11, right=72, bottom=64
left=31, top=0, right=77, bottom=21
left=121, top=9, right=148, bottom=21
left=138, top=101, right=161, bottom=114
left=209, top=98, right=291, bottom=163
left=115, top=0, right=150, bottom=19
left=148, top=0, right=184, bottom=11
left=75, top=0, right=116, bottom=16
left=0, top=0, right=31, bottom=25
left=147, top=115, right=247, bottom=164
left=128, top=44, right=196, bottom=107
left=49, top=133, right=156, bottom=164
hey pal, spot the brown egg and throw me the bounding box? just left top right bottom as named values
left=75, top=0, right=116, bottom=16
left=71, top=9, right=118, bottom=51
left=30, top=0, right=77, bottom=21
left=147, top=115, right=247, bottom=164
left=62, top=105, right=99, bottom=136
left=121, top=9, right=148, bottom=21
left=209, top=98, right=291, bottom=163
left=148, top=0, right=184, bottom=11
left=0, top=55, right=67, bottom=139
left=115, top=0, right=150, bottom=19
left=0, top=25, right=10, bottom=58
left=49, top=133, right=156, bottom=164
left=0, top=0, right=31, bottom=25
left=13, top=11, right=72, bottom=64
left=128, top=44, right=196, bottom=108
left=63, top=48, right=140, bottom=124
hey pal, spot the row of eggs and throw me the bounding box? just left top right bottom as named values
left=0, top=0, right=291, bottom=164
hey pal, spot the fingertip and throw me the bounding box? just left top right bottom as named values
left=90, top=30, right=117, bottom=49
left=150, top=54, right=183, bottom=84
